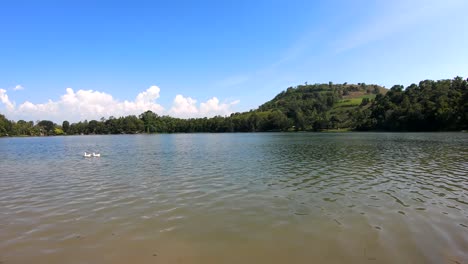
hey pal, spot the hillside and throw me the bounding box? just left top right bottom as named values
left=255, top=82, right=387, bottom=131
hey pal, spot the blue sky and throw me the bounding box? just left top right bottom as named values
left=1, top=0, right=467, bottom=122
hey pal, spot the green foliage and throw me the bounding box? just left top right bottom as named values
left=37, top=120, right=55, bottom=135
left=62, top=121, right=70, bottom=133
left=54, top=128, right=64, bottom=135
left=360, top=98, right=370, bottom=106
left=365, top=77, right=467, bottom=131
left=14, top=120, right=35, bottom=136
left=0, top=114, right=12, bottom=136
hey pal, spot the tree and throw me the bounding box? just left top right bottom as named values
left=139, top=110, right=159, bottom=133
left=267, top=110, right=291, bottom=131
left=88, top=120, right=99, bottom=134
left=0, top=114, right=12, bottom=136
left=54, top=127, right=64, bottom=135
left=62, top=121, right=70, bottom=133
left=37, top=120, right=55, bottom=135
left=373, top=86, right=380, bottom=94
left=360, top=98, right=370, bottom=106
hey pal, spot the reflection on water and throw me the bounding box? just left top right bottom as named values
left=0, top=133, right=467, bottom=263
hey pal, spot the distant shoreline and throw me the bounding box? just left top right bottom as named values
left=1, top=77, right=467, bottom=136
left=2, top=130, right=467, bottom=139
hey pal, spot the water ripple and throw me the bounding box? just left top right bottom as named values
left=0, top=133, right=467, bottom=263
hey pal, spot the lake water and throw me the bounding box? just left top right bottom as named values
left=0, top=133, right=467, bottom=264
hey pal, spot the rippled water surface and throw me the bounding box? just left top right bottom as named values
left=1, top=133, right=467, bottom=264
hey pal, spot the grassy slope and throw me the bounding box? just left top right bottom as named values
left=328, top=87, right=387, bottom=129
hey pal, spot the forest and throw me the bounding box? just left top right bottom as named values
left=1, top=76, right=467, bottom=136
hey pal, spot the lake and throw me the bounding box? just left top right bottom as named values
left=0, top=133, right=467, bottom=264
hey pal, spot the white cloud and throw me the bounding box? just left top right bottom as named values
left=0, top=86, right=165, bottom=122
left=0, top=89, right=15, bottom=110
left=0, top=86, right=239, bottom=122
left=13, top=85, right=24, bottom=91
left=200, top=97, right=239, bottom=116
left=135, top=85, right=160, bottom=104
left=170, top=95, right=198, bottom=117
left=169, top=95, right=239, bottom=118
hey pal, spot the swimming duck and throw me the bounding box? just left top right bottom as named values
left=84, top=152, right=92, bottom=157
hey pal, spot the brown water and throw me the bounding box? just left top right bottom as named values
left=0, top=133, right=467, bottom=264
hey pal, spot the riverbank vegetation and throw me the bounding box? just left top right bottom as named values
left=1, top=76, right=467, bottom=136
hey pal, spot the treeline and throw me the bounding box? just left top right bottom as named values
left=0, top=82, right=343, bottom=136
left=354, top=77, right=468, bottom=131
left=0, top=76, right=467, bottom=136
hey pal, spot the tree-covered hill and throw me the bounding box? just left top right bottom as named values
left=1, top=76, right=466, bottom=136
left=258, top=82, right=386, bottom=113
left=256, top=82, right=386, bottom=131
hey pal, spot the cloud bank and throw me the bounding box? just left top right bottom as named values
left=0, top=86, right=239, bottom=123
left=169, top=95, right=239, bottom=118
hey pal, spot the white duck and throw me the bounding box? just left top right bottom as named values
left=92, top=152, right=101, bottom=157
left=84, top=152, right=92, bottom=157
